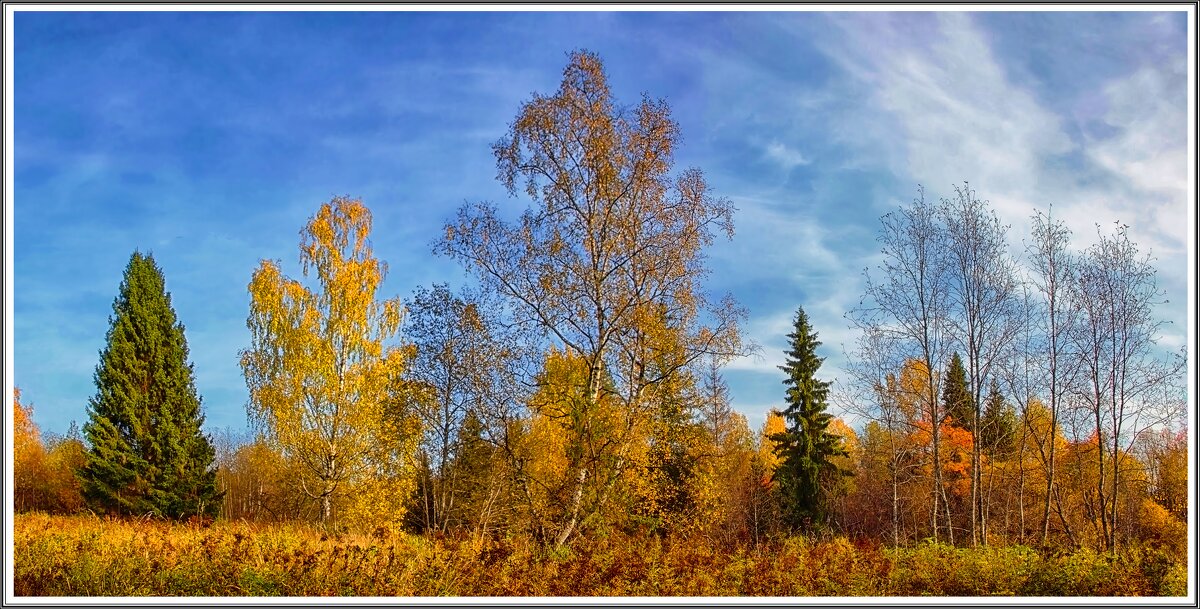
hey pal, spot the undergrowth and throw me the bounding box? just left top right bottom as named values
left=12, top=513, right=1187, bottom=597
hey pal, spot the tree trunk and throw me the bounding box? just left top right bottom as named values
left=1040, top=424, right=1057, bottom=545
left=554, top=467, right=588, bottom=550
left=891, top=454, right=900, bottom=547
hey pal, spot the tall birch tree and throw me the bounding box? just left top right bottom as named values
left=440, top=50, right=745, bottom=548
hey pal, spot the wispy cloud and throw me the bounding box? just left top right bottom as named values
left=764, top=141, right=811, bottom=169
left=805, top=10, right=1189, bottom=366
left=818, top=13, right=1076, bottom=226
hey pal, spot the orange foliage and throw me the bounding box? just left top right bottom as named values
left=909, top=419, right=974, bottom=498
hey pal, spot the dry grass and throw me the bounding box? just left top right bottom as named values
left=13, top=513, right=1187, bottom=597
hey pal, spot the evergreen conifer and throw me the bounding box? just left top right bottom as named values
left=942, top=352, right=973, bottom=429
left=770, top=306, right=848, bottom=531
left=80, top=251, right=221, bottom=518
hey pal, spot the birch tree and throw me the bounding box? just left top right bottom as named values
left=1070, top=222, right=1184, bottom=551
left=849, top=186, right=955, bottom=543
left=440, top=50, right=745, bottom=548
left=939, top=183, right=1023, bottom=546
left=1024, top=207, right=1081, bottom=545
left=241, top=197, right=418, bottom=528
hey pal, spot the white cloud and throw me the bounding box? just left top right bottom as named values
left=828, top=13, right=1075, bottom=224
left=764, top=141, right=811, bottom=169
left=1085, top=60, right=1189, bottom=254
left=818, top=12, right=1188, bottom=308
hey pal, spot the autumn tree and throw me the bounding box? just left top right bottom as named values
left=822, top=417, right=859, bottom=532
left=770, top=306, right=848, bottom=532
left=1070, top=222, right=1184, bottom=551
left=738, top=410, right=786, bottom=544
left=403, top=283, right=512, bottom=533
left=694, top=354, right=756, bottom=542
left=1142, top=427, right=1187, bottom=523
left=13, top=388, right=48, bottom=512
left=79, top=251, right=221, bottom=519
left=440, top=50, right=744, bottom=548
left=241, top=197, right=419, bottom=529
left=1022, top=207, right=1082, bottom=544
left=443, top=410, right=514, bottom=535
left=844, top=417, right=921, bottom=544
left=707, top=410, right=757, bottom=547
left=41, top=424, right=87, bottom=514
left=842, top=326, right=920, bottom=544
left=939, top=183, right=1023, bottom=546
left=516, top=347, right=625, bottom=543
left=849, top=186, right=954, bottom=543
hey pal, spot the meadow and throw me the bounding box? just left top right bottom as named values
left=13, top=512, right=1187, bottom=597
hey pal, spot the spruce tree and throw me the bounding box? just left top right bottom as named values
left=980, top=380, right=1016, bottom=456
left=942, top=352, right=973, bottom=429
left=80, top=251, right=221, bottom=518
left=770, top=306, right=847, bottom=532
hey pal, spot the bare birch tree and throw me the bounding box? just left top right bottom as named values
left=1070, top=222, right=1185, bottom=552
left=849, top=185, right=955, bottom=543
left=938, top=183, right=1023, bottom=546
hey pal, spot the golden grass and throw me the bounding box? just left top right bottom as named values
left=12, top=513, right=1187, bottom=597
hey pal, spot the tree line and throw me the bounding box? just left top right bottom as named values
left=13, top=50, right=1186, bottom=558
left=842, top=184, right=1186, bottom=552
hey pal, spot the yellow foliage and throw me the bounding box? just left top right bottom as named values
left=1138, top=498, right=1186, bottom=557
left=14, top=388, right=48, bottom=512
left=240, top=197, right=417, bottom=530
left=758, top=410, right=786, bottom=483
left=896, top=358, right=933, bottom=422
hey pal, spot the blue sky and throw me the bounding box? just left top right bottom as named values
left=10, top=9, right=1193, bottom=439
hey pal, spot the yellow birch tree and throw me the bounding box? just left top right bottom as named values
left=240, top=196, right=418, bottom=529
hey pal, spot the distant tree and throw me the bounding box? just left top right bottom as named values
left=741, top=411, right=786, bottom=544
left=403, top=283, right=511, bottom=533
left=443, top=410, right=511, bottom=534
left=979, top=380, right=1017, bottom=456
left=79, top=251, right=221, bottom=518
left=822, top=417, right=859, bottom=532
left=770, top=306, right=848, bottom=532
left=640, top=353, right=707, bottom=535
left=241, top=197, right=419, bottom=529
left=1142, top=428, right=1187, bottom=523
left=942, top=353, right=972, bottom=429
left=13, top=388, right=49, bottom=512
left=977, top=380, right=1017, bottom=534
left=43, top=423, right=87, bottom=514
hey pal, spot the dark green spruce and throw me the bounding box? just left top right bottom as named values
left=942, top=352, right=973, bottom=429
left=979, top=379, right=1017, bottom=456
left=770, top=306, right=848, bottom=532
left=79, top=251, right=221, bottom=518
